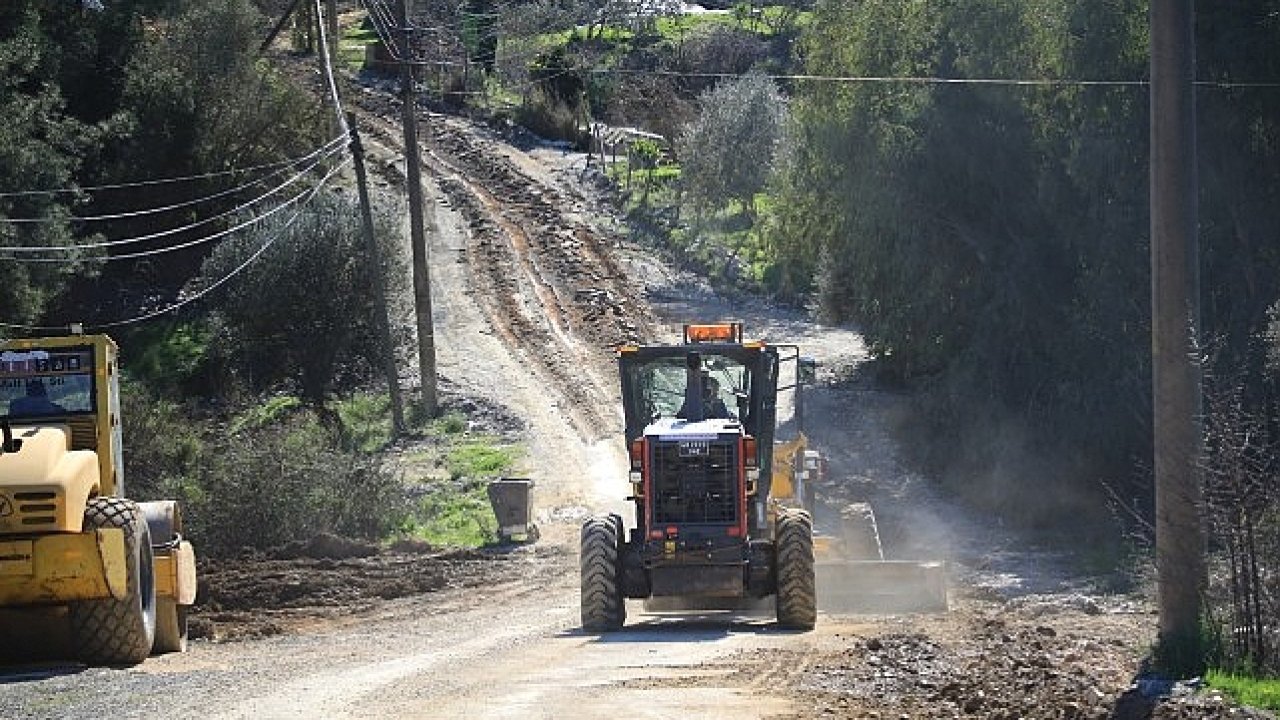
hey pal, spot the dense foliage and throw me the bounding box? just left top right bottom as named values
left=679, top=72, right=786, bottom=217
left=1, top=0, right=329, bottom=325
left=0, top=0, right=147, bottom=324
left=122, top=382, right=408, bottom=556
left=197, top=191, right=403, bottom=407
left=1, top=1, right=405, bottom=555
left=767, top=0, right=1279, bottom=537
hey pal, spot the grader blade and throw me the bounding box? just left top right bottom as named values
left=813, top=502, right=948, bottom=614
left=816, top=559, right=948, bottom=613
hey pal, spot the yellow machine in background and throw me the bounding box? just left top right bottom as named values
left=769, top=350, right=947, bottom=614
left=0, top=334, right=196, bottom=664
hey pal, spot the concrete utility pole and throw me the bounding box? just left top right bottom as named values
left=397, top=0, right=439, bottom=417
left=1150, top=0, right=1206, bottom=671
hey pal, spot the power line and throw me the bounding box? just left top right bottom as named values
left=315, top=0, right=350, bottom=136
left=360, top=0, right=400, bottom=52
left=360, top=0, right=575, bottom=69
left=1, top=151, right=346, bottom=263
left=0, top=157, right=352, bottom=332
left=352, top=2, right=1280, bottom=91
left=0, top=136, right=347, bottom=225
left=0, top=142, right=346, bottom=254
left=588, top=67, right=1280, bottom=89
left=0, top=135, right=346, bottom=199
left=95, top=157, right=354, bottom=329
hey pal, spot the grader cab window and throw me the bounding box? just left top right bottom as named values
left=0, top=348, right=96, bottom=419
left=625, top=354, right=750, bottom=421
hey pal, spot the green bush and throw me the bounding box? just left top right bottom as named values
left=122, top=322, right=215, bottom=397
left=228, top=395, right=303, bottom=434
left=336, top=392, right=394, bottom=453
left=517, top=88, right=584, bottom=144
left=122, top=384, right=409, bottom=556
left=120, top=379, right=206, bottom=504
left=432, top=411, right=468, bottom=435
left=199, top=191, right=405, bottom=407
left=192, top=413, right=408, bottom=555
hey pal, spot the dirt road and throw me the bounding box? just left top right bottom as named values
left=0, top=85, right=1258, bottom=719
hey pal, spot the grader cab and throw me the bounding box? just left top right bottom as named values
left=0, top=334, right=196, bottom=664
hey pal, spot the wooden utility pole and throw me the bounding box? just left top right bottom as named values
left=258, top=0, right=305, bottom=55
left=397, top=0, right=439, bottom=417
left=1151, top=0, right=1206, bottom=672
left=325, top=0, right=339, bottom=58
left=347, top=112, right=407, bottom=435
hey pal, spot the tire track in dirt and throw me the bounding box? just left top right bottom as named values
left=353, top=101, right=653, bottom=442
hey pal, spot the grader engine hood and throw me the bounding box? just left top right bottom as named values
left=638, top=418, right=750, bottom=544
left=0, top=426, right=98, bottom=534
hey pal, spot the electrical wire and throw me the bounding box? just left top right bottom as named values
left=353, top=2, right=1280, bottom=91
left=0, top=135, right=347, bottom=225
left=0, top=152, right=347, bottom=263
left=0, top=142, right=346, bottom=254
left=360, top=0, right=401, bottom=52
left=315, top=0, right=350, bottom=137
left=361, top=0, right=576, bottom=68
left=353, top=1, right=586, bottom=99
left=0, top=135, right=347, bottom=199
left=0, top=157, right=353, bottom=332
left=588, top=67, right=1280, bottom=89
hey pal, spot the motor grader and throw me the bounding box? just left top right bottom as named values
left=580, top=322, right=947, bottom=632
left=581, top=322, right=821, bottom=630
left=0, top=333, right=196, bottom=665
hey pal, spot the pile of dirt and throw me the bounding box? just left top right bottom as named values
left=745, top=595, right=1269, bottom=719
left=191, top=541, right=549, bottom=641
left=270, top=533, right=380, bottom=560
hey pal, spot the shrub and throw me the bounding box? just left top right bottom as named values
left=122, top=384, right=409, bottom=557
left=192, top=412, right=408, bottom=555
left=198, top=191, right=405, bottom=407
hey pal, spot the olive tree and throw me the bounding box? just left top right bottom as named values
left=198, top=190, right=404, bottom=407
left=678, top=72, right=786, bottom=219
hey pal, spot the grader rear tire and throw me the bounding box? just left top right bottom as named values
left=775, top=508, right=816, bottom=630
left=71, top=498, right=157, bottom=665
left=580, top=516, right=625, bottom=632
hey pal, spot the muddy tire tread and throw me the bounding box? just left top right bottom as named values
left=580, top=516, right=625, bottom=632
left=775, top=508, right=817, bottom=630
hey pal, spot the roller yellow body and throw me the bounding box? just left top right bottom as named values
left=0, top=333, right=197, bottom=663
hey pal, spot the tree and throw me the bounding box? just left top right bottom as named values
left=0, top=1, right=112, bottom=325
left=772, top=0, right=1152, bottom=531
left=463, top=0, right=499, bottom=74
left=77, top=0, right=330, bottom=290
left=198, top=191, right=403, bottom=408
left=679, top=72, right=786, bottom=218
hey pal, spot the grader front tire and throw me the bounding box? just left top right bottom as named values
left=71, top=497, right=157, bottom=665
left=580, top=516, right=625, bottom=632
left=775, top=508, right=817, bottom=630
